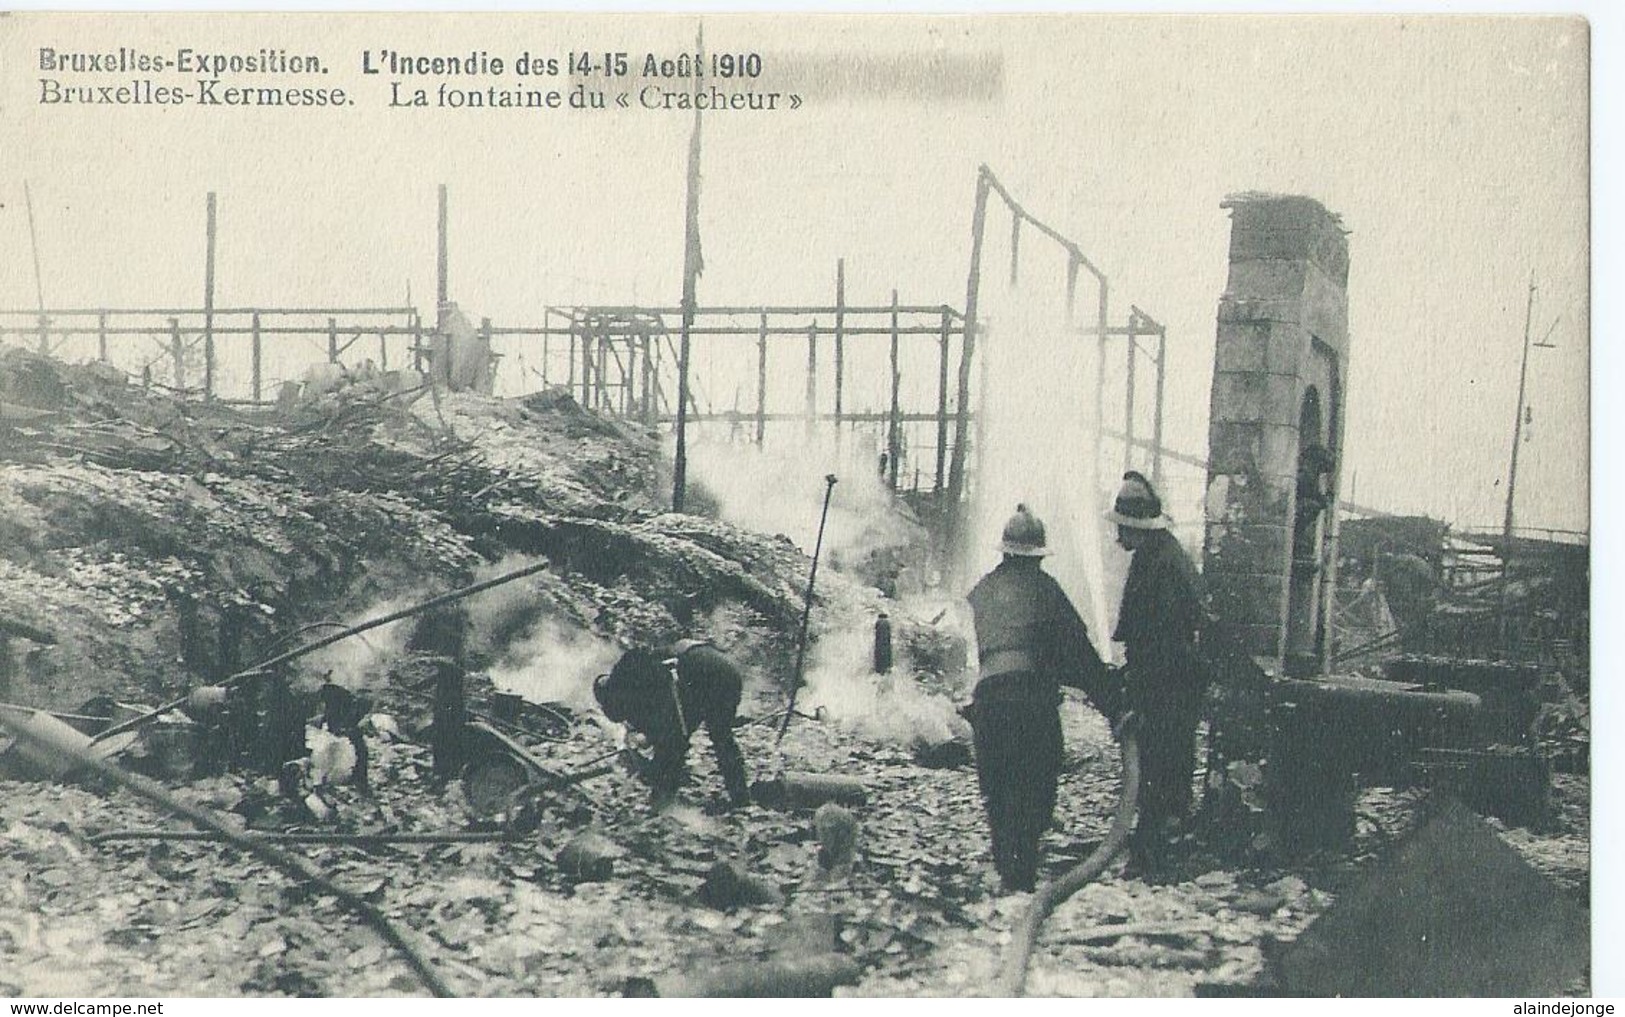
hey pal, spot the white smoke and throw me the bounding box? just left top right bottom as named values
left=300, top=596, right=416, bottom=690
left=485, top=616, right=623, bottom=711
left=800, top=617, right=970, bottom=747
left=675, top=432, right=924, bottom=569
left=461, top=554, right=625, bottom=710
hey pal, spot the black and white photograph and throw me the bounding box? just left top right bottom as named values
left=0, top=11, right=1600, bottom=999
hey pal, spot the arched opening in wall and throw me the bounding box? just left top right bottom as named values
left=1286, top=384, right=1333, bottom=674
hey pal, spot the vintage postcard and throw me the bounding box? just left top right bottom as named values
left=0, top=11, right=1594, bottom=1000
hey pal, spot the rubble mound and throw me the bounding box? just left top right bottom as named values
left=0, top=347, right=884, bottom=711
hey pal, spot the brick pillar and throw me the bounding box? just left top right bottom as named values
left=1203, top=194, right=1349, bottom=678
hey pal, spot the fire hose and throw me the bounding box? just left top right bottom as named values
left=997, top=724, right=1141, bottom=996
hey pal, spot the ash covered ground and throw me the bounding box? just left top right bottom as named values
left=0, top=348, right=1590, bottom=996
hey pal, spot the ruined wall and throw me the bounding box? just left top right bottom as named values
left=1204, top=194, right=1349, bottom=674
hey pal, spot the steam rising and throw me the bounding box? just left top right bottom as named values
left=484, top=616, right=623, bottom=711
left=301, top=597, right=416, bottom=690
left=677, top=433, right=924, bottom=568
left=962, top=241, right=1123, bottom=652
left=464, top=554, right=623, bottom=710
left=801, top=617, right=970, bottom=747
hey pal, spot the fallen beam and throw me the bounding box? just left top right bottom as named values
left=661, top=953, right=861, bottom=997
left=0, top=711, right=456, bottom=998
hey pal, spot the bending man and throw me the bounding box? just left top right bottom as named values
left=594, top=640, right=751, bottom=808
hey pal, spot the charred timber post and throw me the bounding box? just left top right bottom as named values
left=97, top=310, right=109, bottom=363
left=250, top=313, right=262, bottom=401
left=204, top=192, right=217, bottom=399
left=804, top=323, right=818, bottom=439
left=1009, top=215, right=1021, bottom=286
left=834, top=260, right=846, bottom=440
left=935, top=308, right=951, bottom=491
left=1095, top=276, right=1109, bottom=491
left=756, top=311, right=768, bottom=445
left=642, top=333, right=655, bottom=422
left=436, top=184, right=449, bottom=307
left=596, top=328, right=609, bottom=409
left=169, top=317, right=184, bottom=392
left=327, top=317, right=338, bottom=364
left=888, top=290, right=902, bottom=490
left=946, top=167, right=991, bottom=548
left=1065, top=254, right=1080, bottom=319
left=1153, top=322, right=1167, bottom=489
left=1124, top=308, right=1138, bottom=474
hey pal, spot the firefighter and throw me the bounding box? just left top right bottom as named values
left=593, top=640, right=751, bottom=808
left=965, top=504, right=1113, bottom=892
left=1105, top=471, right=1207, bottom=877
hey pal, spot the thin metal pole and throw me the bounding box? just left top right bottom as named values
left=672, top=22, right=705, bottom=513
left=97, top=311, right=109, bottom=363
left=775, top=474, right=838, bottom=752
left=23, top=181, right=47, bottom=356
left=203, top=192, right=217, bottom=399
left=1498, top=276, right=1538, bottom=649
left=328, top=317, right=338, bottom=364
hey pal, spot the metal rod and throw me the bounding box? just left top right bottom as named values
left=93, top=558, right=555, bottom=744
left=328, top=317, right=338, bottom=363
left=23, top=181, right=48, bottom=355
left=776, top=474, right=839, bottom=752
left=97, top=311, right=108, bottom=363
left=672, top=25, right=704, bottom=513
left=804, top=323, right=818, bottom=439
left=1498, top=276, right=1539, bottom=648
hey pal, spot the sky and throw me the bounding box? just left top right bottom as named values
left=0, top=13, right=1591, bottom=534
